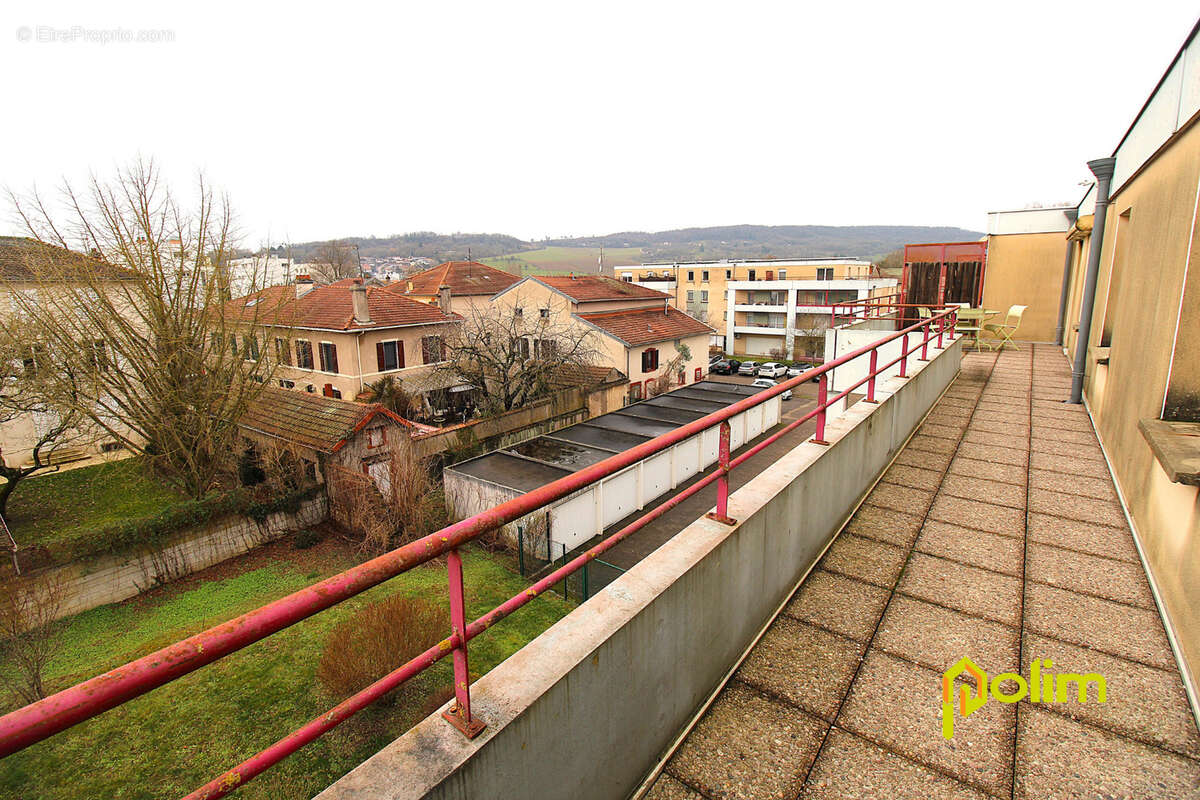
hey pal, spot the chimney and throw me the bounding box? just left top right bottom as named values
left=295, top=274, right=315, bottom=297
left=437, top=284, right=451, bottom=313
left=407, top=280, right=414, bottom=293
left=351, top=280, right=371, bottom=324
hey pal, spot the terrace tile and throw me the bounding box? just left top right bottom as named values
left=819, top=534, right=908, bottom=589
left=846, top=505, right=925, bottom=548
left=874, top=594, right=1020, bottom=674
left=899, top=552, right=1022, bottom=626
left=667, top=682, right=826, bottom=800
left=736, top=618, right=864, bottom=720
left=938, top=474, right=1026, bottom=509
left=1015, top=707, right=1200, bottom=800
left=1025, top=543, right=1155, bottom=608
left=928, top=495, right=1025, bottom=537
left=1028, top=487, right=1126, bottom=527
left=1025, top=512, right=1139, bottom=563
left=1023, top=582, right=1175, bottom=669
left=784, top=570, right=890, bottom=641
left=915, top=521, right=1024, bottom=576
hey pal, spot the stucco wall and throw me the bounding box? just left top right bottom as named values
left=318, top=336, right=962, bottom=800
left=983, top=231, right=1068, bottom=342
left=1074, top=118, right=1200, bottom=691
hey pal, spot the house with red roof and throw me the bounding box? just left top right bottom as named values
left=491, top=274, right=714, bottom=400
left=399, top=261, right=521, bottom=315
left=225, top=277, right=467, bottom=413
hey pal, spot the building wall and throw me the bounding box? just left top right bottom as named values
left=618, top=259, right=874, bottom=337
left=268, top=322, right=455, bottom=399
left=983, top=231, right=1070, bottom=342
left=1071, top=117, right=1200, bottom=686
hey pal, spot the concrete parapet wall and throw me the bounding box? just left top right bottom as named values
left=318, top=337, right=963, bottom=800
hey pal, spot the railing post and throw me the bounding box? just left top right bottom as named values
left=442, top=548, right=486, bottom=738
left=899, top=333, right=909, bottom=378
left=919, top=322, right=930, bottom=361
left=811, top=373, right=831, bottom=445
left=865, top=348, right=878, bottom=403
left=936, top=315, right=944, bottom=349
left=705, top=420, right=737, bottom=526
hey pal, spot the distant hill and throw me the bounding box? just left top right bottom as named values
left=543, top=225, right=984, bottom=263
left=282, top=224, right=982, bottom=272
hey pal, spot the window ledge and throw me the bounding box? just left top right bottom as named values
left=1139, top=418, right=1200, bottom=486
left=1092, top=345, right=1111, bottom=365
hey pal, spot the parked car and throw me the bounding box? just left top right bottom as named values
left=786, top=365, right=805, bottom=378
left=757, top=362, right=787, bottom=378
left=737, top=361, right=759, bottom=376
left=727, top=359, right=741, bottom=371
left=751, top=377, right=792, bottom=400
left=709, top=354, right=723, bottom=367
left=710, top=359, right=733, bottom=375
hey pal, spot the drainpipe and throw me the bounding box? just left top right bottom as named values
left=1054, top=208, right=1079, bottom=346
left=1069, top=157, right=1116, bottom=404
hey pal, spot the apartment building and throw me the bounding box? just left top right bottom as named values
left=492, top=274, right=713, bottom=401
left=617, top=258, right=879, bottom=352
left=225, top=277, right=462, bottom=408
left=401, top=260, right=521, bottom=316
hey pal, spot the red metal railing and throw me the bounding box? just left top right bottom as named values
left=829, top=295, right=924, bottom=327
left=0, top=309, right=960, bottom=799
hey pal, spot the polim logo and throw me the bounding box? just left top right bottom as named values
left=941, top=657, right=1107, bottom=739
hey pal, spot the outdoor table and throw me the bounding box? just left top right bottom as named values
left=955, top=308, right=1000, bottom=351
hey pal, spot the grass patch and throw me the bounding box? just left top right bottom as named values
left=5, top=458, right=185, bottom=554
left=483, top=246, right=644, bottom=276
left=0, top=542, right=574, bottom=800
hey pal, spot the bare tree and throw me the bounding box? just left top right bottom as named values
left=307, top=240, right=360, bottom=284
left=436, top=293, right=600, bottom=416
left=647, top=341, right=692, bottom=397
left=0, top=320, right=91, bottom=517
left=326, top=450, right=444, bottom=555
left=0, top=575, right=66, bottom=704
left=4, top=160, right=278, bottom=499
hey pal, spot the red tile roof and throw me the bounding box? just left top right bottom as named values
left=401, top=261, right=521, bottom=297
left=536, top=274, right=670, bottom=303
left=576, top=306, right=714, bottom=346
left=240, top=386, right=412, bottom=453
left=0, top=236, right=135, bottom=281
left=225, top=281, right=461, bottom=331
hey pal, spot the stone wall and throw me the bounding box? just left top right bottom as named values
left=18, top=494, right=327, bottom=621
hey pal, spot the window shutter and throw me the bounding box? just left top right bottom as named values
left=376, top=341, right=386, bottom=371
left=328, top=344, right=339, bottom=373
left=398, top=340, right=405, bottom=368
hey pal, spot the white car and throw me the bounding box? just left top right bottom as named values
left=751, top=377, right=792, bottom=400
left=757, top=362, right=787, bottom=378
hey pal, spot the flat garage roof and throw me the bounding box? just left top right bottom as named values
left=447, top=380, right=768, bottom=493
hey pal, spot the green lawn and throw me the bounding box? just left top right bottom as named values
left=0, top=542, right=575, bottom=800
left=5, top=458, right=184, bottom=557
left=483, top=246, right=645, bottom=275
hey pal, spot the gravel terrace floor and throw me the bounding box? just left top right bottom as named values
left=644, top=343, right=1200, bottom=800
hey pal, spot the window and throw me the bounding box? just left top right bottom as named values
left=243, top=335, right=260, bottom=361
left=700, top=290, right=708, bottom=303
left=421, top=335, right=445, bottom=364
left=515, top=307, right=524, bottom=317
left=748, top=269, right=756, bottom=281
left=274, top=338, right=291, bottom=366
left=641, top=347, right=659, bottom=372
left=687, top=290, right=695, bottom=303
left=100, top=441, right=123, bottom=453
left=376, top=340, right=404, bottom=372
left=702, top=270, right=709, bottom=282
left=518, top=337, right=531, bottom=359
left=621, top=273, right=633, bottom=282
left=687, top=271, right=695, bottom=282
left=629, top=382, right=643, bottom=402
left=540, top=307, right=550, bottom=319
left=366, top=427, right=387, bottom=449
left=318, top=341, right=339, bottom=373
left=331, top=388, right=342, bottom=399
left=817, top=267, right=834, bottom=280
left=279, top=379, right=295, bottom=389
left=725, top=269, right=732, bottom=279
left=295, top=340, right=314, bottom=370
left=778, top=270, right=787, bottom=280
left=538, top=338, right=558, bottom=359
left=22, top=343, right=46, bottom=376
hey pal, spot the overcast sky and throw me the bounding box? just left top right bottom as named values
left=2, top=2, right=1197, bottom=246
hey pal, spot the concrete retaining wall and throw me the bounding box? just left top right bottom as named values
left=318, top=337, right=962, bottom=800
left=27, top=494, right=327, bottom=620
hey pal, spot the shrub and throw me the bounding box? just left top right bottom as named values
left=316, top=594, right=446, bottom=699
left=293, top=528, right=323, bottom=550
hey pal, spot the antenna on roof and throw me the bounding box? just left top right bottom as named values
left=598, top=245, right=604, bottom=274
